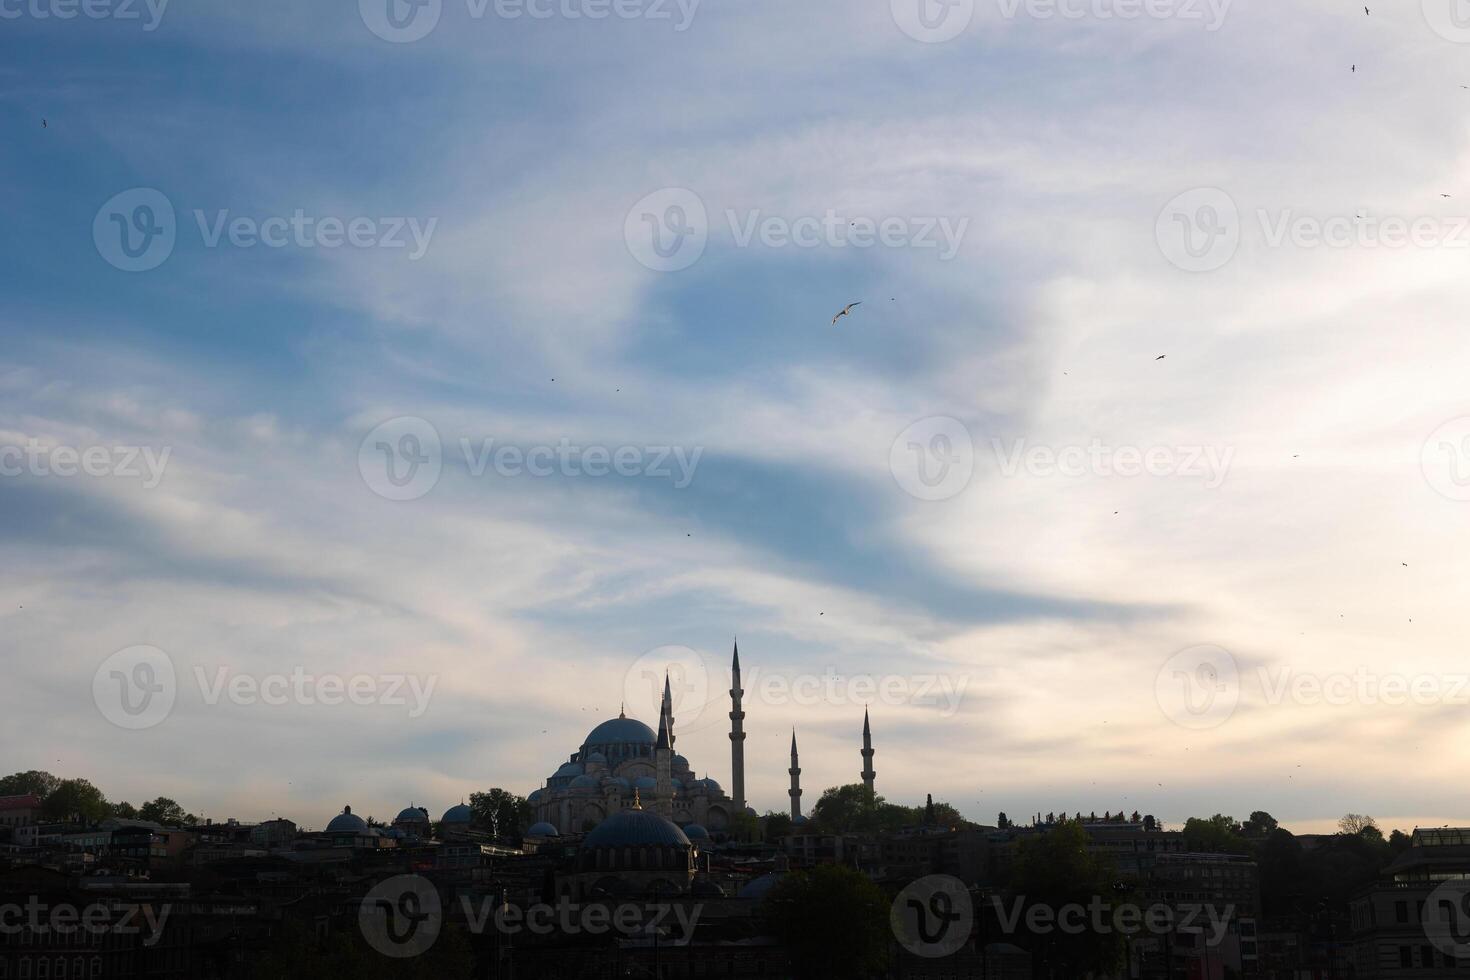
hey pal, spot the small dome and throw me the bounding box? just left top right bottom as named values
left=570, top=774, right=600, bottom=789
left=744, top=806, right=758, bottom=817
left=326, top=806, right=366, bottom=833
left=633, top=776, right=657, bottom=791
left=584, top=807, right=690, bottom=849
left=793, top=814, right=808, bottom=826
left=673, top=754, right=690, bottom=769
left=738, top=871, right=787, bottom=900
left=586, top=751, right=607, bottom=763
left=528, top=789, right=544, bottom=802
left=395, top=805, right=429, bottom=823
left=527, top=821, right=559, bottom=837
left=442, top=803, right=474, bottom=824
left=384, top=827, right=406, bottom=839
left=602, top=776, right=632, bottom=792
left=683, top=823, right=709, bottom=840
left=554, top=762, right=584, bottom=779
left=700, top=777, right=722, bottom=793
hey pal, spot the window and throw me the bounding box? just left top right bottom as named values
left=1396, top=901, right=1408, bottom=923
left=1423, top=945, right=1436, bottom=968
left=1400, top=946, right=1412, bottom=968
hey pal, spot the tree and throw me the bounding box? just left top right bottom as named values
left=139, top=797, right=188, bottom=826
left=997, top=812, right=1010, bottom=830
left=1339, top=813, right=1378, bottom=836
left=763, top=864, right=890, bottom=979
left=1243, top=811, right=1279, bottom=837
left=763, top=811, right=793, bottom=843
left=42, top=779, right=109, bottom=823
left=111, top=801, right=138, bottom=819
left=727, top=808, right=758, bottom=843
left=924, top=793, right=935, bottom=826
left=468, top=788, right=532, bottom=840
left=0, top=771, right=61, bottom=799
left=1181, top=814, right=1248, bottom=853
left=1008, top=821, right=1129, bottom=976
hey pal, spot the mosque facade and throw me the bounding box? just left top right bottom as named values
left=527, top=642, right=877, bottom=838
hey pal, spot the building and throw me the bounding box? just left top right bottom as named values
left=0, top=793, right=42, bottom=829
left=1352, top=827, right=1470, bottom=978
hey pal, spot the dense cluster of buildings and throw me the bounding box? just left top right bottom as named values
left=0, top=644, right=1459, bottom=978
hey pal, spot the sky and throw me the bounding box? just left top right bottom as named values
left=4, top=0, right=1470, bottom=836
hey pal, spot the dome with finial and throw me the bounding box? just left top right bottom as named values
left=583, top=790, right=690, bottom=849
left=326, top=805, right=366, bottom=833
left=442, top=801, right=474, bottom=824
left=526, top=821, right=559, bottom=837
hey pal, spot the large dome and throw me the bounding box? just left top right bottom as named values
left=584, top=806, right=691, bottom=849
left=583, top=716, right=657, bottom=749
left=326, top=806, right=366, bottom=833
left=442, top=803, right=474, bottom=824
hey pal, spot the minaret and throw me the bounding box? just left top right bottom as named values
left=728, top=639, right=747, bottom=812
left=860, top=707, right=876, bottom=795
left=655, top=673, right=674, bottom=818
left=788, top=729, right=803, bottom=821
left=662, top=672, right=676, bottom=751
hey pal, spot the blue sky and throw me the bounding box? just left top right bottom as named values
left=5, top=0, right=1470, bottom=834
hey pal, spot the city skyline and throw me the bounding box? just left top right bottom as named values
left=7, top=0, right=1470, bottom=843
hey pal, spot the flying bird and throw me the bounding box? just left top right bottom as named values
left=1443, top=194, right=1453, bottom=199
left=831, top=301, right=861, bottom=325
left=42, top=119, right=47, bottom=128
left=1155, top=354, right=1166, bottom=360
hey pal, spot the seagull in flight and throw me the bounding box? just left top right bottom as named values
left=1155, top=354, right=1166, bottom=361
left=831, top=301, right=861, bottom=325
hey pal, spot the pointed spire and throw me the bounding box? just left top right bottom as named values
left=618, top=702, right=625, bottom=719
left=732, top=637, right=741, bottom=672
left=656, top=704, right=670, bottom=750
left=790, top=728, right=798, bottom=755
left=863, top=705, right=871, bottom=736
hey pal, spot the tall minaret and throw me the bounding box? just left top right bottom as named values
left=661, top=672, right=676, bottom=751
left=788, top=729, right=803, bottom=821
left=860, top=707, right=876, bottom=795
left=728, top=639, right=747, bottom=812
left=655, top=675, right=674, bottom=818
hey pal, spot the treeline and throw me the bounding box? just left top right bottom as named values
left=0, top=770, right=198, bottom=827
